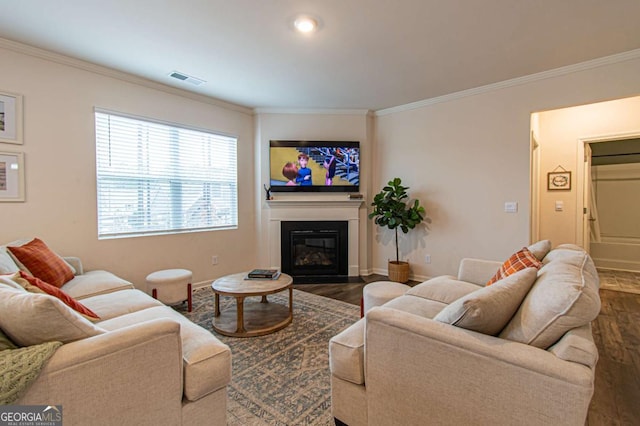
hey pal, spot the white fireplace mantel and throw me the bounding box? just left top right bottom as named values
left=266, top=199, right=364, bottom=209
left=265, top=198, right=364, bottom=276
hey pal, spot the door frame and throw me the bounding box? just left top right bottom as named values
left=575, top=130, right=640, bottom=248
left=529, top=131, right=540, bottom=243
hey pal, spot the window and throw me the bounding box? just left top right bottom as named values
left=95, top=110, right=238, bottom=239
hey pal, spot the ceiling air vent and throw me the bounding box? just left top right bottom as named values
left=168, top=71, right=206, bottom=86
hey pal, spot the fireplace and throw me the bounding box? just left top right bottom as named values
left=281, top=221, right=348, bottom=283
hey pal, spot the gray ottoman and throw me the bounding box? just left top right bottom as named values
left=362, top=281, right=411, bottom=316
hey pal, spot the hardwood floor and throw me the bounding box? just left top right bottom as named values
left=296, top=271, right=640, bottom=425
left=293, top=274, right=413, bottom=306
left=589, top=288, right=640, bottom=425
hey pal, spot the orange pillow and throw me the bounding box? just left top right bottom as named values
left=7, top=238, right=75, bottom=288
left=16, top=271, right=100, bottom=321
left=486, top=247, right=542, bottom=286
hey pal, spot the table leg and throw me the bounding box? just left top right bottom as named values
left=236, top=296, right=246, bottom=333
left=261, top=295, right=268, bottom=303
left=214, top=293, right=220, bottom=317
left=289, top=286, right=293, bottom=316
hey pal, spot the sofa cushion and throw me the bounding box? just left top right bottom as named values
left=434, top=267, right=537, bottom=335
left=13, top=272, right=100, bottom=321
left=527, top=240, right=552, bottom=260
left=407, top=276, right=481, bottom=304
left=500, top=246, right=600, bottom=349
left=329, top=318, right=365, bottom=385
left=486, top=247, right=542, bottom=286
left=382, top=295, right=447, bottom=319
left=80, top=289, right=164, bottom=320
left=0, top=275, right=27, bottom=291
left=0, top=247, right=19, bottom=275
left=0, top=287, right=105, bottom=346
left=7, top=238, right=75, bottom=288
left=61, top=270, right=134, bottom=300
left=547, top=324, right=598, bottom=368
left=98, top=306, right=231, bottom=400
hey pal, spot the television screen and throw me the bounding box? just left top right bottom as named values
left=270, top=140, right=360, bottom=192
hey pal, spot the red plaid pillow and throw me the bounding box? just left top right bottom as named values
left=486, top=247, right=542, bottom=286
left=15, top=271, right=100, bottom=321
left=7, top=238, right=75, bottom=288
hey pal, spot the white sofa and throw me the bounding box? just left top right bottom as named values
left=0, top=242, right=231, bottom=426
left=329, top=243, right=600, bottom=426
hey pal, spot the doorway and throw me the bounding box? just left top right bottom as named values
left=530, top=95, right=640, bottom=260
left=578, top=135, right=640, bottom=272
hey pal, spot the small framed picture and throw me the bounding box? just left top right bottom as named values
left=547, top=171, right=571, bottom=191
left=0, top=91, right=24, bottom=145
left=0, top=151, right=25, bottom=202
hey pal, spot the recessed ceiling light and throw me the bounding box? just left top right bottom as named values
left=294, top=15, right=318, bottom=34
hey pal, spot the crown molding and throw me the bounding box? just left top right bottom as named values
left=4, top=36, right=638, bottom=118
left=375, top=48, right=640, bottom=116
left=254, top=107, right=371, bottom=116
left=0, top=37, right=254, bottom=115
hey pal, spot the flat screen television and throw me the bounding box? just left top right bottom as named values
left=269, top=140, right=360, bottom=192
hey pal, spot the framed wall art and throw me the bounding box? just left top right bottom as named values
left=547, top=170, right=571, bottom=191
left=0, top=151, right=25, bottom=202
left=0, top=91, right=24, bottom=145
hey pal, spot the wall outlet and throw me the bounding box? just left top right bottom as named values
left=424, top=254, right=431, bottom=264
left=211, top=255, right=219, bottom=265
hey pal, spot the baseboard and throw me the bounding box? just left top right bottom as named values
left=372, top=267, right=431, bottom=283
left=292, top=276, right=365, bottom=284
left=193, top=280, right=214, bottom=290
left=592, top=257, right=640, bottom=272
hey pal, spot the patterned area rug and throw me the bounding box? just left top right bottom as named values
left=175, top=287, right=360, bottom=425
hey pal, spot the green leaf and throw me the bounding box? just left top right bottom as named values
left=369, top=177, right=427, bottom=253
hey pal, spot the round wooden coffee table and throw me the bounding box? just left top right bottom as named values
left=210, top=272, right=293, bottom=337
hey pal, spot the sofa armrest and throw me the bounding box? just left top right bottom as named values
left=364, top=307, right=594, bottom=426
left=457, top=258, right=501, bottom=285
left=62, top=256, right=83, bottom=275
left=20, top=318, right=184, bottom=426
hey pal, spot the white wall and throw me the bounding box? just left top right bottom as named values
left=375, top=57, right=640, bottom=280
left=3, top=39, right=640, bottom=287
left=0, top=45, right=256, bottom=289
left=253, top=111, right=372, bottom=274
left=536, top=95, right=640, bottom=246
left=593, top=163, right=640, bottom=240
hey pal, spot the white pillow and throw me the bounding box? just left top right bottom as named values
left=0, top=246, right=20, bottom=274
left=527, top=240, right=552, bottom=261
left=499, top=248, right=600, bottom=349
left=0, top=287, right=105, bottom=346
left=434, top=267, right=538, bottom=335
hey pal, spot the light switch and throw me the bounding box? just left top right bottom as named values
left=555, top=201, right=564, bottom=212
left=504, top=202, right=518, bottom=213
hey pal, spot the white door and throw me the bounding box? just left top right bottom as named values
left=582, top=143, right=593, bottom=252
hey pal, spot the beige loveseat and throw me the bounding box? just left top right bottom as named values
left=329, top=243, right=600, bottom=426
left=0, top=241, right=231, bottom=426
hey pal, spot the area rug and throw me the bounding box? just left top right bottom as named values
left=175, top=287, right=360, bottom=425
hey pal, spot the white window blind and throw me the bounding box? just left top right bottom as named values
left=95, top=110, right=238, bottom=239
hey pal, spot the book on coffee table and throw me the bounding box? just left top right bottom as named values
left=247, top=269, right=280, bottom=279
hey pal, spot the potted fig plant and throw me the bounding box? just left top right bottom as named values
left=369, top=177, right=426, bottom=283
